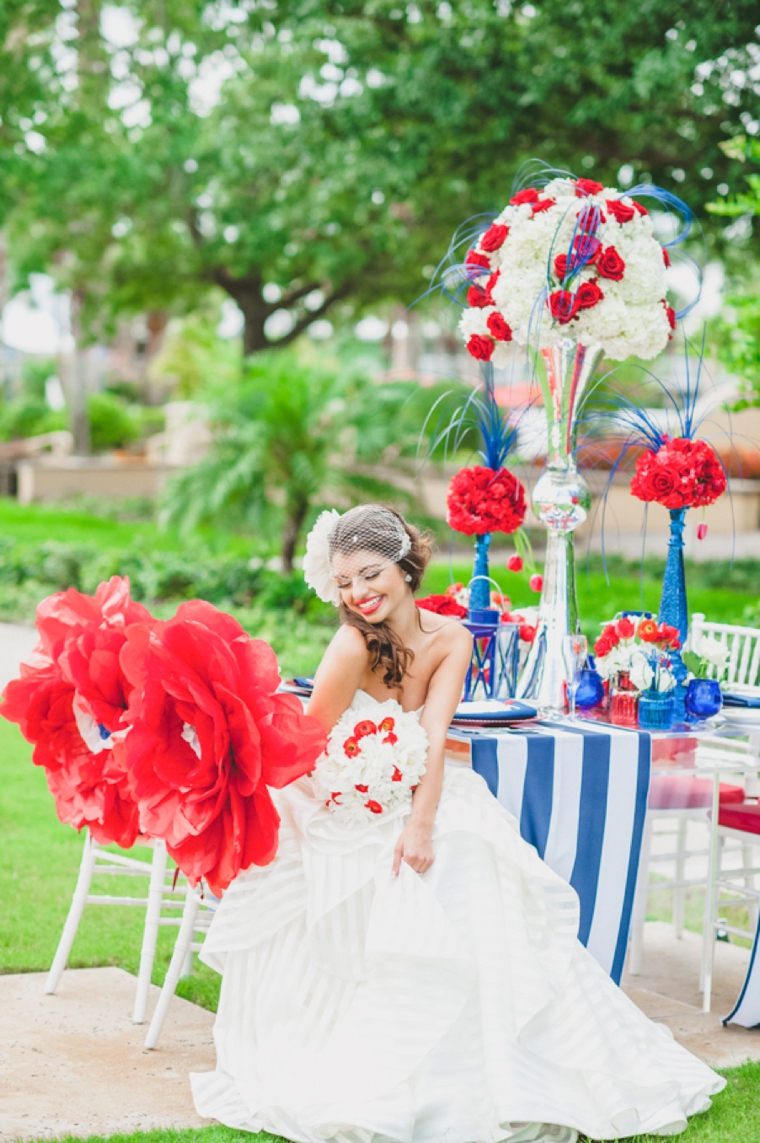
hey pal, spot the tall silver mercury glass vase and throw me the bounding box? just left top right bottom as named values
left=517, top=339, right=603, bottom=711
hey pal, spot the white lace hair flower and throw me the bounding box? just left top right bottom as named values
left=303, top=509, right=342, bottom=605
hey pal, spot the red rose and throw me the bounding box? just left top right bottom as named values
left=447, top=465, right=527, bottom=536
left=467, top=334, right=494, bottom=361
left=594, top=637, right=612, bottom=657
left=467, top=285, right=491, bottom=309
left=480, top=223, right=509, bottom=252
left=662, top=246, right=671, bottom=267
left=595, top=246, right=626, bottom=281
left=575, top=280, right=604, bottom=310
left=575, top=208, right=604, bottom=235
left=575, top=178, right=604, bottom=197
left=519, top=624, right=537, bottom=644
left=365, top=800, right=384, bottom=814
left=616, top=617, right=635, bottom=639
left=507, top=554, right=523, bottom=572
left=532, top=197, right=555, bottom=214
left=633, top=201, right=648, bottom=215
left=554, top=253, right=569, bottom=280
left=120, top=600, right=327, bottom=895
left=549, top=288, right=579, bottom=325
left=510, top=187, right=539, bottom=206
left=353, top=719, right=377, bottom=739
left=487, top=312, right=512, bottom=341
left=606, top=199, right=635, bottom=224
left=466, top=250, right=491, bottom=269
left=529, top=574, right=543, bottom=593
left=415, top=594, right=467, bottom=618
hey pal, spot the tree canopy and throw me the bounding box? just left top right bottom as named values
left=3, top=0, right=760, bottom=351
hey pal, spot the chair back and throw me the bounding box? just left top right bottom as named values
left=691, top=613, right=760, bottom=686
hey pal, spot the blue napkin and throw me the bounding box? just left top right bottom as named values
left=722, top=691, right=760, bottom=708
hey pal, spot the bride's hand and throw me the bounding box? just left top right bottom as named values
left=392, top=824, right=434, bottom=876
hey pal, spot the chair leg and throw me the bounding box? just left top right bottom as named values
left=629, top=815, right=653, bottom=976
left=701, top=833, right=724, bottom=1012
left=144, top=887, right=200, bottom=1050
left=674, top=818, right=687, bottom=940
left=45, top=830, right=98, bottom=995
left=132, top=841, right=168, bottom=1024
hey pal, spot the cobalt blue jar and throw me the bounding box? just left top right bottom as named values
left=685, top=678, right=723, bottom=720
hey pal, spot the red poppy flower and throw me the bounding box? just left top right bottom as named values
left=379, top=716, right=395, bottom=733
left=466, top=334, right=495, bottom=361
left=575, top=178, right=604, bottom=197
left=365, top=800, right=384, bottom=814
left=447, top=465, right=527, bottom=536
left=384, top=732, right=398, bottom=746
left=575, top=280, right=604, bottom=309
left=487, top=312, right=512, bottom=341
left=120, top=600, right=327, bottom=895
left=549, top=288, right=579, bottom=325
left=637, top=619, right=660, bottom=643
left=595, top=246, right=625, bottom=281
left=510, top=187, right=539, bottom=206
left=606, top=199, right=635, bottom=224
left=355, top=784, right=369, bottom=793
left=1, top=577, right=151, bottom=849
left=391, top=766, right=403, bottom=782
left=480, top=223, right=509, bottom=252
left=353, top=719, right=378, bottom=739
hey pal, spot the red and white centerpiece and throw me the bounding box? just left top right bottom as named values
left=314, top=699, right=428, bottom=826
left=459, top=176, right=675, bottom=366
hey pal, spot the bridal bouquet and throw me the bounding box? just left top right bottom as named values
left=314, top=699, right=428, bottom=826
left=459, top=176, right=674, bottom=364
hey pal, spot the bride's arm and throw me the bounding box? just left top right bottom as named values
left=392, top=623, right=472, bottom=876
left=307, top=625, right=371, bottom=733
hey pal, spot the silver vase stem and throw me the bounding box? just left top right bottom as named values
left=516, top=339, right=603, bottom=712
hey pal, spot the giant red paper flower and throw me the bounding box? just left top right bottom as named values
left=630, top=437, right=727, bottom=510
left=1, top=577, right=151, bottom=848
left=447, top=465, right=527, bottom=536
left=120, top=601, right=327, bottom=895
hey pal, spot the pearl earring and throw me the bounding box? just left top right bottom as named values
left=405, top=574, right=412, bottom=582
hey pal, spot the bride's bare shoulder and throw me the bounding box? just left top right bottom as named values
left=421, top=612, right=472, bottom=646
left=326, top=623, right=372, bottom=663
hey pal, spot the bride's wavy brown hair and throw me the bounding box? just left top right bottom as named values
left=332, top=508, right=433, bottom=689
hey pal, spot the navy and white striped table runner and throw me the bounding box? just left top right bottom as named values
left=460, top=719, right=651, bottom=985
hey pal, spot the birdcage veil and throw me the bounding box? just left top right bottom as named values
left=303, top=506, right=412, bottom=605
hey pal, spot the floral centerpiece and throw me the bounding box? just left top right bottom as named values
left=594, top=616, right=681, bottom=728
left=459, top=176, right=675, bottom=366
left=313, top=699, right=428, bottom=826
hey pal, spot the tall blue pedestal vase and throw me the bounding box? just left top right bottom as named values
left=657, top=508, right=689, bottom=721
left=468, top=532, right=492, bottom=621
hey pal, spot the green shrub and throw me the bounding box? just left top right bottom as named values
left=0, top=398, right=66, bottom=441
left=87, top=392, right=140, bottom=451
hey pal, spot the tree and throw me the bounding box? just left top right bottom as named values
left=159, top=351, right=439, bottom=571
left=8, top=1, right=760, bottom=351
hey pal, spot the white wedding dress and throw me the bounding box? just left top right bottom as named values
left=191, top=693, right=723, bottom=1143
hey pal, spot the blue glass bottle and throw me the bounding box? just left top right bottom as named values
left=657, top=508, right=689, bottom=721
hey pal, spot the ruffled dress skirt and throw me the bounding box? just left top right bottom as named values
left=191, top=764, right=724, bottom=1142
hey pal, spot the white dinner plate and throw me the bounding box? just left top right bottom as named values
left=718, top=706, right=760, bottom=726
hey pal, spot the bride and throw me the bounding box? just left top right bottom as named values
left=191, top=504, right=723, bottom=1143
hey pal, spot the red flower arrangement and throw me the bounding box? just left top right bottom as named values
left=415, top=594, right=467, bottom=619
left=119, top=600, right=327, bottom=896
left=594, top=617, right=680, bottom=659
left=447, top=465, right=527, bottom=536
left=0, top=577, right=152, bottom=848
left=630, top=437, right=727, bottom=511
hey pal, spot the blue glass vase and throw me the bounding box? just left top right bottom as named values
left=638, top=691, right=676, bottom=730
left=575, top=667, right=605, bottom=710
left=468, top=532, right=493, bottom=622
left=685, top=678, right=723, bottom=719
left=657, top=508, right=689, bottom=720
